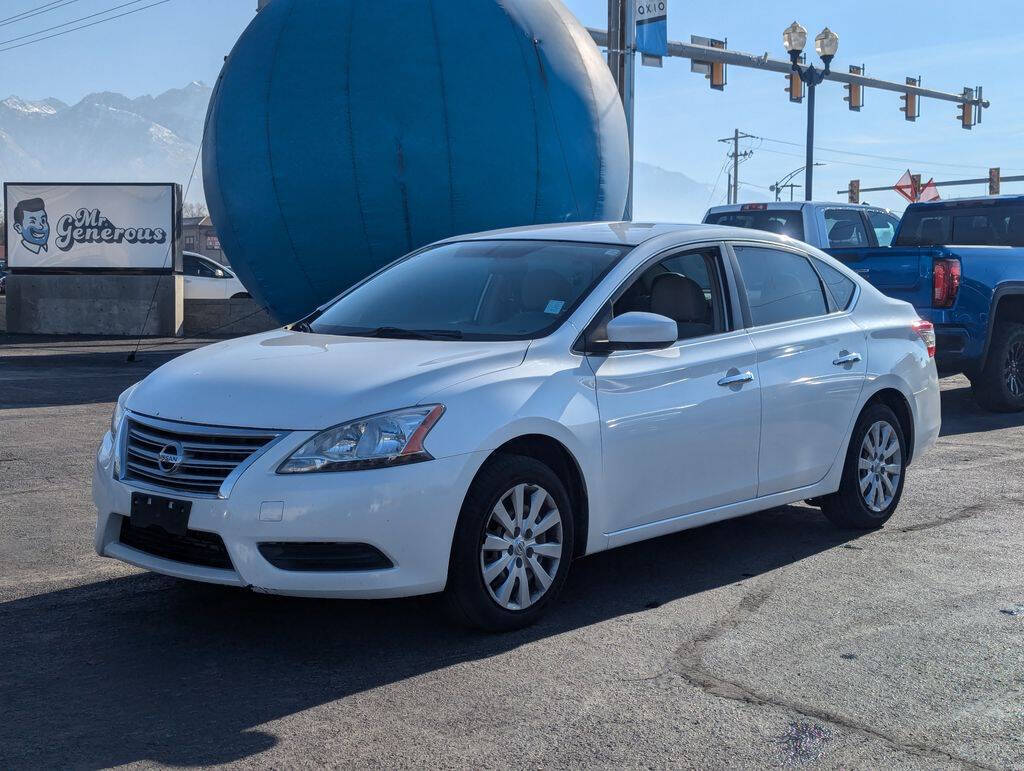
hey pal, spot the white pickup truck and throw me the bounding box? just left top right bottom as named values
left=704, top=201, right=901, bottom=251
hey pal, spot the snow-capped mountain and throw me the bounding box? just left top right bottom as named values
left=0, top=81, right=210, bottom=200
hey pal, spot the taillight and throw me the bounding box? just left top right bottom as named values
left=932, top=258, right=961, bottom=308
left=913, top=319, right=936, bottom=358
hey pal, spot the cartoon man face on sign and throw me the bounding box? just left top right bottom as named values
left=13, top=197, right=50, bottom=254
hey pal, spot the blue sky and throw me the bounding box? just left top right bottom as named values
left=4, top=0, right=1022, bottom=213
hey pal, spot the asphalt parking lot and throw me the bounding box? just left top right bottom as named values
left=2, top=335, right=1023, bottom=770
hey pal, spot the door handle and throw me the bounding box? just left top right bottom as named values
left=833, top=352, right=863, bottom=366
left=717, top=371, right=755, bottom=387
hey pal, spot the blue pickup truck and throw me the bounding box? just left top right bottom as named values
left=705, top=198, right=1024, bottom=412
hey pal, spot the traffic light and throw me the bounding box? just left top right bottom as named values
left=844, top=65, right=863, bottom=111
left=709, top=39, right=726, bottom=90
left=785, top=70, right=803, bottom=102
left=957, top=88, right=975, bottom=129
left=989, top=167, right=1000, bottom=196
left=900, top=77, right=919, bottom=121
left=848, top=179, right=860, bottom=204
left=690, top=36, right=727, bottom=90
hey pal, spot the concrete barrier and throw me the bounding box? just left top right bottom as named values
left=183, top=298, right=278, bottom=337
left=0, top=289, right=279, bottom=339
left=5, top=273, right=183, bottom=336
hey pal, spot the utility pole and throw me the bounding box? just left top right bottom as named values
left=718, top=130, right=754, bottom=204
left=607, top=0, right=635, bottom=219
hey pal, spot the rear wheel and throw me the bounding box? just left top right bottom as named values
left=444, top=455, right=574, bottom=631
left=821, top=403, right=907, bottom=529
left=972, top=322, right=1024, bottom=412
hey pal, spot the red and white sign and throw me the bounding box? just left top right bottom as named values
left=919, top=178, right=941, bottom=202
left=893, top=170, right=916, bottom=203
left=893, top=170, right=940, bottom=203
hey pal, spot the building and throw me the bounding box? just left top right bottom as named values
left=181, top=216, right=227, bottom=264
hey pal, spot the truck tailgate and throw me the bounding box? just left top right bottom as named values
left=826, top=246, right=944, bottom=308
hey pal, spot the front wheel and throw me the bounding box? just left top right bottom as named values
left=821, top=403, right=907, bottom=529
left=444, top=455, right=574, bottom=631
left=971, top=322, right=1024, bottom=412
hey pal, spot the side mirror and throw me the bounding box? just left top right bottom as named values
left=214, top=268, right=226, bottom=278
left=605, top=312, right=677, bottom=351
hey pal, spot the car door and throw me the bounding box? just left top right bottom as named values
left=585, top=245, right=761, bottom=534
left=730, top=243, right=867, bottom=497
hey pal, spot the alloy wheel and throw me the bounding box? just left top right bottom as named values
left=479, top=482, right=563, bottom=611
left=1004, top=340, right=1024, bottom=398
left=858, top=420, right=902, bottom=513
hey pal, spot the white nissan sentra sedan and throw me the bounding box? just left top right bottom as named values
left=94, top=223, right=940, bottom=630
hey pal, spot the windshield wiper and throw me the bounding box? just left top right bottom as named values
left=365, top=326, right=464, bottom=340
left=290, top=307, right=325, bottom=333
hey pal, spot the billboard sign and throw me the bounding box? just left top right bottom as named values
left=5, top=182, right=180, bottom=271
left=635, top=1, right=667, bottom=57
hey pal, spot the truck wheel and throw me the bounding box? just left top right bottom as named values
left=972, top=322, right=1024, bottom=412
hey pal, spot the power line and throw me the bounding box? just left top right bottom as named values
left=756, top=146, right=914, bottom=174
left=756, top=135, right=1022, bottom=173
left=0, top=0, right=152, bottom=47
left=0, top=0, right=83, bottom=28
left=0, top=0, right=170, bottom=53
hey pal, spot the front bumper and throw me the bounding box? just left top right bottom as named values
left=93, top=428, right=487, bottom=598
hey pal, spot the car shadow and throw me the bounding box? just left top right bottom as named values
left=938, top=382, right=1024, bottom=437
left=0, top=504, right=858, bottom=768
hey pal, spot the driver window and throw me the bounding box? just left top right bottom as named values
left=611, top=248, right=723, bottom=341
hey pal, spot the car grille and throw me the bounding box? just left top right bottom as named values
left=122, top=414, right=281, bottom=497
left=120, top=516, right=233, bottom=570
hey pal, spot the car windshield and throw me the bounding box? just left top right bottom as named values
left=308, top=239, right=628, bottom=341
left=704, top=209, right=805, bottom=241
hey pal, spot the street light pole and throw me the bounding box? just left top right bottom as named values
left=783, top=23, right=838, bottom=201
left=805, top=79, right=815, bottom=199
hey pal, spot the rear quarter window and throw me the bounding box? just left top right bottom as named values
left=813, top=260, right=857, bottom=310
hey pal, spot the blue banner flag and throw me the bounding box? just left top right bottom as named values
left=635, top=1, right=667, bottom=57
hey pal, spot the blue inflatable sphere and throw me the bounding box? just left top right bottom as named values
left=203, top=0, right=629, bottom=321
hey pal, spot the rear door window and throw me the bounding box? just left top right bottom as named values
left=824, top=209, right=870, bottom=247
left=733, top=246, right=828, bottom=326
left=866, top=210, right=900, bottom=247
left=952, top=214, right=1000, bottom=245
left=705, top=209, right=804, bottom=241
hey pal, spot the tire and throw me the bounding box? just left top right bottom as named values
left=971, top=322, right=1024, bottom=413
left=444, top=454, right=574, bottom=632
left=820, top=403, right=907, bottom=529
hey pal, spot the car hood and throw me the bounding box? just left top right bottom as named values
left=128, top=330, right=529, bottom=430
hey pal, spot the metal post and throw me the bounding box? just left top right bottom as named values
left=607, top=1, right=635, bottom=219
left=623, top=2, right=635, bottom=220
left=805, top=81, right=815, bottom=201
left=731, top=129, right=740, bottom=205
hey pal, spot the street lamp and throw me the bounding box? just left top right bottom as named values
left=771, top=163, right=825, bottom=201
left=783, top=22, right=839, bottom=200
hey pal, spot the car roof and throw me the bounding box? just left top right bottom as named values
left=440, top=221, right=804, bottom=248
left=907, top=194, right=1024, bottom=208
left=706, top=201, right=891, bottom=213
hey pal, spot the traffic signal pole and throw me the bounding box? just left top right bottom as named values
left=591, top=19, right=988, bottom=210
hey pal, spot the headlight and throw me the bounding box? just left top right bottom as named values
left=110, top=384, right=137, bottom=437
left=278, top=405, right=445, bottom=473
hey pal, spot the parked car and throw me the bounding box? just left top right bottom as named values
left=182, top=251, right=249, bottom=300
left=704, top=201, right=902, bottom=250
left=94, top=223, right=940, bottom=631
